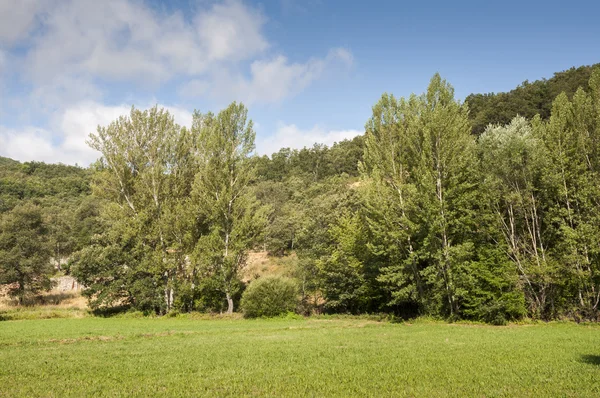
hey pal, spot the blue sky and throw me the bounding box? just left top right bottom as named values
left=1, top=0, right=599, bottom=165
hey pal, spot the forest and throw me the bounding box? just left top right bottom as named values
left=2, top=63, right=600, bottom=324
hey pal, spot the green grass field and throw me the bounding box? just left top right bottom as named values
left=1, top=316, right=599, bottom=397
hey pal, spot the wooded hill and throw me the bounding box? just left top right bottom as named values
left=466, top=64, right=599, bottom=135
left=1, top=63, right=599, bottom=323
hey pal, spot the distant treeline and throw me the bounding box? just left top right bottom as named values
left=466, top=64, right=598, bottom=135
left=1, top=64, right=599, bottom=323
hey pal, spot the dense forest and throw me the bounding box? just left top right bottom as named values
left=1, top=64, right=600, bottom=323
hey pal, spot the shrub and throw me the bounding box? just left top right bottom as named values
left=241, top=276, right=298, bottom=318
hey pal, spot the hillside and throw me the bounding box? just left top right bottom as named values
left=466, top=63, right=600, bottom=135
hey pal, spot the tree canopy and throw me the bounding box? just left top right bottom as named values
left=3, top=64, right=600, bottom=322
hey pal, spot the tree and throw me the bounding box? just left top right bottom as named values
left=362, top=75, right=481, bottom=317
left=479, top=116, right=553, bottom=317
left=531, top=72, right=600, bottom=318
left=409, top=74, right=481, bottom=317
left=361, top=93, right=422, bottom=313
left=78, top=106, right=196, bottom=312
left=191, top=102, right=268, bottom=314
left=0, top=203, right=52, bottom=304
left=316, top=212, right=378, bottom=313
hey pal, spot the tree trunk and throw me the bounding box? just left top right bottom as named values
left=18, top=278, right=25, bottom=306
left=226, top=292, right=234, bottom=314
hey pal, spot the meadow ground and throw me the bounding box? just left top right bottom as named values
left=0, top=315, right=599, bottom=397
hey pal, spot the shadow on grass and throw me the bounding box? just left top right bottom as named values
left=90, top=305, right=132, bottom=317
left=1, top=292, right=80, bottom=307
left=580, top=355, right=600, bottom=366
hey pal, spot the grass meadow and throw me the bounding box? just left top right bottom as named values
left=0, top=315, right=599, bottom=397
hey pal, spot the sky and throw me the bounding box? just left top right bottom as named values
left=1, top=0, right=599, bottom=166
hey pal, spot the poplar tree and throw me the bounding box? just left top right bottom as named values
left=361, top=75, right=481, bottom=317
left=408, top=74, right=479, bottom=317
left=479, top=116, right=551, bottom=317
left=190, top=102, right=267, bottom=313
left=361, top=93, right=421, bottom=309
left=79, top=106, right=194, bottom=312
left=533, top=70, right=600, bottom=317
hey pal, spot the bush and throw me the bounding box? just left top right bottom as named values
left=241, top=276, right=298, bottom=318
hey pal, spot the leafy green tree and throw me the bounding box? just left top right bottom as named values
left=0, top=203, right=52, bottom=304
left=479, top=116, right=553, bottom=317
left=361, top=75, right=485, bottom=318
left=532, top=73, right=600, bottom=318
left=79, top=106, right=196, bottom=312
left=316, top=212, right=378, bottom=313
left=190, top=102, right=268, bottom=313
left=361, top=93, right=421, bottom=312
left=409, top=75, right=481, bottom=317
left=290, top=175, right=363, bottom=313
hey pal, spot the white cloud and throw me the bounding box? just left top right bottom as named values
left=0, top=102, right=193, bottom=166
left=2, top=0, right=352, bottom=107
left=195, top=0, right=268, bottom=62
left=256, top=123, right=362, bottom=155
left=0, top=0, right=46, bottom=45
left=0, top=0, right=355, bottom=164
left=185, top=47, right=353, bottom=104
left=30, top=76, right=104, bottom=115
left=17, top=0, right=268, bottom=84
left=0, top=126, right=61, bottom=164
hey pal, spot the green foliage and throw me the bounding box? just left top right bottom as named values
left=4, top=65, right=600, bottom=324
left=459, top=247, right=527, bottom=325
left=255, top=135, right=365, bottom=183
left=76, top=106, right=197, bottom=314
left=467, top=64, right=599, bottom=135
left=0, top=203, right=53, bottom=303
left=317, top=212, right=382, bottom=313
left=360, top=75, right=484, bottom=318
left=241, top=276, right=299, bottom=318
left=190, top=102, right=269, bottom=313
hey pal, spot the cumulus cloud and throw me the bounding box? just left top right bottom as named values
left=256, top=123, right=362, bottom=156
left=183, top=47, right=353, bottom=104
left=0, top=102, right=193, bottom=166
left=0, top=0, right=355, bottom=164
left=0, top=126, right=60, bottom=164
left=11, top=0, right=268, bottom=84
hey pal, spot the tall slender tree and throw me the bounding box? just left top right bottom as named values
left=531, top=70, right=600, bottom=318
left=361, top=93, right=421, bottom=310
left=408, top=74, right=480, bottom=317
left=361, top=75, right=481, bottom=317
left=479, top=116, right=552, bottom=317
left=191, top=102, right=268, bottom=313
